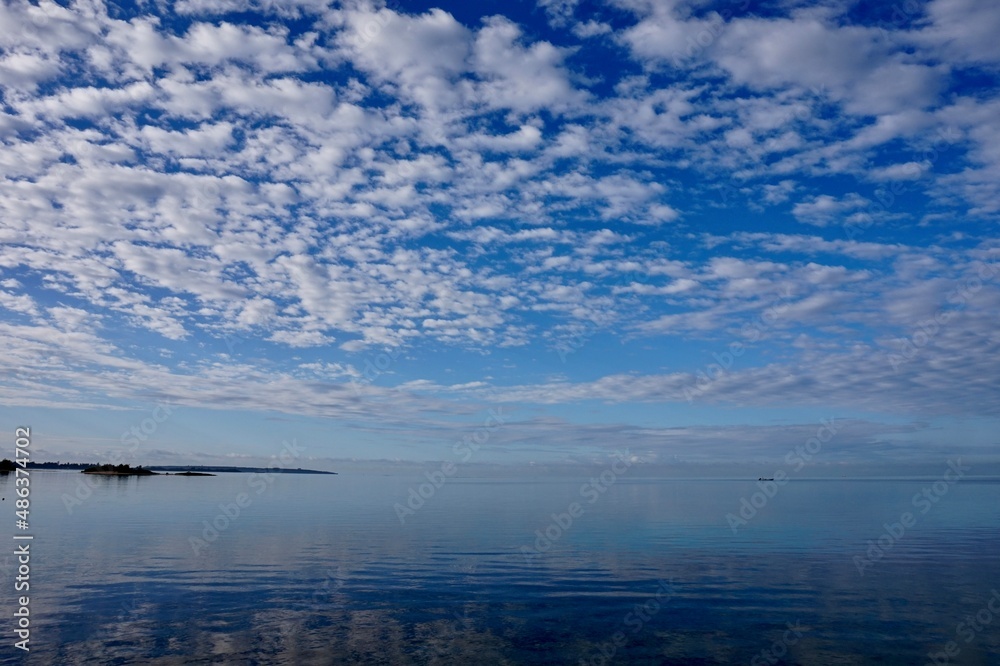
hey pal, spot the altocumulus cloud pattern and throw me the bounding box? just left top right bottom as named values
left=0, top=0, right=998, bottom=465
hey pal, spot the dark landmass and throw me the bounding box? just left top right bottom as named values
left=83, top=464, right=158, bottom=476
left=27, top=461, right=93, bottom=469
left=27, top=462, right=335, bottom=474
left=0, top=458, right=16, bottom=472
left=150, top=465, right=337, bottom=475
left=81, top=464, right=217, bottom=477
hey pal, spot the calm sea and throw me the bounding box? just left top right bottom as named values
left=2, top=470, right=999, bottom=665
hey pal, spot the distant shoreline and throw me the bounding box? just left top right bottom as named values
left=27, top=461, right=336, bottom=475
left=83, top=464, right=160, bottom=476
left=151, top=465, right=336, bottom=475
left=81, top=468, right=218, bottom=477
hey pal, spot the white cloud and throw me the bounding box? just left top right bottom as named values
left=458, top=124, right=543, bottom=153
left=572, top=20, right=612, bottom=38
left=0, top=290, right=38, bottom=316
left=472, top=16, right=586, bottom=114
left=538, top=0, right=579, bottom=27
left=868, top=160, right=931, bottom=181
left=916, top=0, right=1000, bottom=67
left=792, top=193, right=870, bottom=226
left=616, top=2, right=724, bottom=67
left=710, top=16, right=945, bottom=116
left=0, top=50, right=61, bottom=91
left=268, top=329, right=334, bottom=347
left=337, top=7, right=471, bottom=110
left=0, top=0, right=996, bottom=464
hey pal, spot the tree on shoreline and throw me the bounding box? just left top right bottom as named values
left=83, top=463, right=156, bottom=475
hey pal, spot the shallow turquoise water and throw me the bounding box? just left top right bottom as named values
left=2, top=471, right=999, bottom=664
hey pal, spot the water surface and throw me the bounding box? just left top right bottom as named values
left=3, top=471, right=999, bottom=664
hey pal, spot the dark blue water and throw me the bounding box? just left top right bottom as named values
left=2, top=471, right=999, bottom=664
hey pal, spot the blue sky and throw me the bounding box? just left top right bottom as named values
left=0, top=0, right=998, bottom=472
